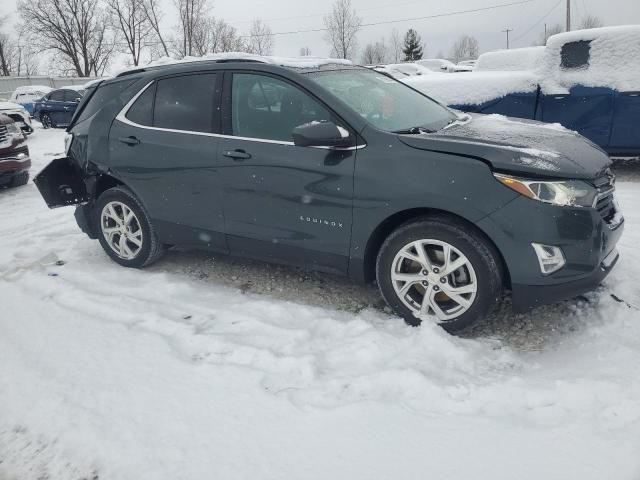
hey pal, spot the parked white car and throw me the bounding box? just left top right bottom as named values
left=474, top=46, right=545, bottom=72
left=371, top=63, right=440, bottom=79
left=0, top=101, right=33, bottom=135
left=10, top=85, right=53, bottom=115
left=415, top=58, right=456, bottom=72
left=452, top=60, right=477, bottom=72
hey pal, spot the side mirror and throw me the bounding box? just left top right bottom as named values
left=292, top=121, right=353, bottom=148
left=74, top=97, right=82, bottom=103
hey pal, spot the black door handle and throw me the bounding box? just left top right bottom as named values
left=223, top=149, right=251, bottom=160
left=118, top=136, right=140, bottom=146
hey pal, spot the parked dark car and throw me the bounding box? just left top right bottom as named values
left=33, top=87, right=85, bottom=129
left=34, top=58, right=623, bottom=332
left=0, top=114, right=30, bottom=188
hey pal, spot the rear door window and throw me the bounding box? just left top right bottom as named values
left=48, top=90, right=65, bottom=102
left=153, top=74, right=218, bottom=133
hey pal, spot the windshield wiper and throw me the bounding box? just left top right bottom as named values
left=392, top=126, right=436, bottom=135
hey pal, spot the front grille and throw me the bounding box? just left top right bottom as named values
left=593, top=172, right=621, bottom=227
left=0, top=125, right=7, bottom=143
left=595, top=190, right=616, bottom=223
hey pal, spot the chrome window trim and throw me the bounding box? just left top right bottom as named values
left=115, top=80, right=366, bottom=151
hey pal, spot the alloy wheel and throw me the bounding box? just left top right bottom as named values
left=390, top=239, right=478, bottom=323
left=100, top=201, right=144, bottom=260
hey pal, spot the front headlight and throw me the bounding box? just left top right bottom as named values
left=494, top=173, right=597, bottom=207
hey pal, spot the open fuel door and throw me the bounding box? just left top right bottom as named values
left=34, top=157, right=89, bottom=208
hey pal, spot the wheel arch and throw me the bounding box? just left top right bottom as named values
left=359, top=207, right=511, bottom=289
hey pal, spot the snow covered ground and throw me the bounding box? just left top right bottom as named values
left=1, top=126, right=639, bottom=480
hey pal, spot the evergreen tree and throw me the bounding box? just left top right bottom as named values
left=402, top=29, right=423, bottom=61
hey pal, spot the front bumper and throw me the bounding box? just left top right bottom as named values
left=510, top=247, right=620, bottom=311
left=478, top=193, right=624, bottom=312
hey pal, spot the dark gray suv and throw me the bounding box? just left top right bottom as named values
left=34, top=58, right=623, bottom=332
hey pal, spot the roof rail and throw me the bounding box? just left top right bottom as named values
left=114, top=58, right=266, bottom=77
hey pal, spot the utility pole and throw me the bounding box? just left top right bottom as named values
left=502, top=28, right=513, bottom=49
left=566, top=0, right=571, bottom=31
left=544, top=23, right=547, bottom=42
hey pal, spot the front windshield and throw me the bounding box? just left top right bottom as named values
left=307, top=68, right=456, bottom=133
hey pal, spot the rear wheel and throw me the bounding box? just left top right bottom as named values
left=376, top=218, right=503, bottom=333
left=94, top=187, right=164, bottom=268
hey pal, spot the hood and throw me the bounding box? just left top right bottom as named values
left=0, top=101, right=25, bottom=112
left=398, top=114, right=611, bottom=180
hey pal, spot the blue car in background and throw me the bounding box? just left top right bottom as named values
left=405, top=26, right=640, bottom=158
left=33, top=87, right=86, bottom=129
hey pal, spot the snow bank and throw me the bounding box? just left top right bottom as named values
left=540, top=25, right=640, bottom=93
left=475, top=46, right=545, bottom=72
left=404, top=71, right=538, bottom=106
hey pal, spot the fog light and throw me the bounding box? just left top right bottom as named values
left=531, top=243, right=566, bottom=275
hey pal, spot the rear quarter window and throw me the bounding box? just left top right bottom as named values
left=560, top=40, right=591, bottom=69
left=75, top=79, right=135, bottom=124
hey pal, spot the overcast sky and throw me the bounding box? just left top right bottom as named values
left=3, top=0, right=640, bottom=73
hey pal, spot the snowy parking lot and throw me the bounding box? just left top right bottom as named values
left=1, top=126, right=640, bottom=479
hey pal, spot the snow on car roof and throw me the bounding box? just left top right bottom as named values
left=116, top=52, right=352, bottom=76
left=12, top=85, right=53, bottom=93
left=475, top=47, right=545, bottom=72
left=404, top=71, right=538, bottom=106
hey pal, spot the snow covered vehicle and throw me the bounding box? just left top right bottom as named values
left=0, top=101, right=33, bottom=135
left=404, top=26, right=640, bottom=158
left=34, top=54, right=623, bottom=332
left=10, top=85, right=53, bottom=115
left=0, top=114, right=30, bottom=188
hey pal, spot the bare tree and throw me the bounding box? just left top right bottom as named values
left=18, top=0, right=116, bottom=76
left=389, top=28, right=402, bottom=62
left=0, top=17, right=16, bottom=75
left=535, top=23, right=564, bottom=45
left=450, top=35, right=479, bottom=63
left=247, top=19, right=274, bottom=55
left=174, top=0, right=210, bottom=57
left=191, top=17, right=244, bottom=55
left=107, top=0, right=153, bottom=66
left=323, top=0, right=361, bottom=59
left=579, top=15, right=603, bottom=29
left=300, top=46, right=311, bottom=56
left=361, top=40, right=387, bottom=64
left=141, top=0, right=170, bottom=57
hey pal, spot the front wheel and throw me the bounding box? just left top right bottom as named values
left=40, top=113, right=53, bottom=129
left=94, top=187, right=165, bottom=268
left=376, top=218, right=503, bottom=333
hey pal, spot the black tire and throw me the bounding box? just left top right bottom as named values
left=376, top=217, right=503, bottom=333
left=9, top=171, right=29, bottom=188
left=40, top=113, right=53, bottom=129
left=94, top=186, right=165, bottom=268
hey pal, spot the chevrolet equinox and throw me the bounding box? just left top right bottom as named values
left=34, top=58, right=624, bottom=332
